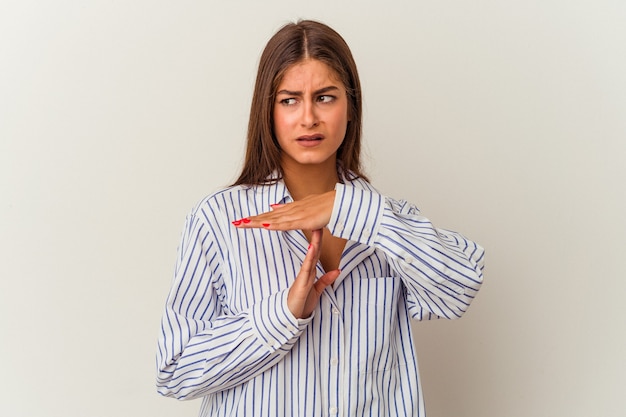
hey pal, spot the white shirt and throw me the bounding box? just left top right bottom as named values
left=156, top=176, right=484, bottom=416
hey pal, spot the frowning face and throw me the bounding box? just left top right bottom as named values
left=273, top=59, right=349, bottom=173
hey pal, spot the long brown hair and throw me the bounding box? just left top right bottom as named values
left=233, top=20, right=368, bottom=185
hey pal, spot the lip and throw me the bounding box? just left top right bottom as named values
left=296, top=134, right=324, bottom=147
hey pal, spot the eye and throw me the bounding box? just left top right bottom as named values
left=317, top=95, right=335, bottom=103
left=280, top=97, right=297, bottom=106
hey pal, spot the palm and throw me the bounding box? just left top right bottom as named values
left=287, top=229, right=340, bottom=319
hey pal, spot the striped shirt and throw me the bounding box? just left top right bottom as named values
left=156, top=176, right=484, bottom=417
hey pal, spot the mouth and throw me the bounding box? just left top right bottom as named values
left=296, top=134, right=324, bottom=143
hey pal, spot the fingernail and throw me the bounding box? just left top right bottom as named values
left=242, top=218, right=251, bottom=224
left=308, top=244, right=312, bottom=251
left=232, top=220, right=242, bottom=226
left=262, top=223, right=270, bottom=228
left=270, top=204, right=280, bottom=208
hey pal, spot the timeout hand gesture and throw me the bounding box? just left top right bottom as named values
left=286, top=229, right=340, bottom=319
left=231, top=191, right=339, bottom=319
left=231, top=191, right=336, bottom=231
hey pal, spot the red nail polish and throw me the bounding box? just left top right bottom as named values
left=308, top=244, right=312, bottom=250
left=270, top=204, right=280, bottom=208
left=232, top=220, right=242, bottom=226
left=262, top=223, right=270, bottom=228
left=242, top=218, right=251, bottom=223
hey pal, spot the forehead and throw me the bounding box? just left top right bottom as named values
left=277, top=59, right=342, bottom=89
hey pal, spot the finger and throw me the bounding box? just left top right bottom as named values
left=313, top=269, right=341, bottom=293
left=297, top=241, right=319, bottom=279
left=295, top=231, right=324, bottom=287
left=308, top=229, right=323, bottom=266
left=286, top=242, right=322, bottom=318
left=310, top=229, right=323, bottom=246
left=231, top=213, right=277, bottom=229
left=308, top=229, right=323, bottom=267
left=231, top=209, right=295, bottom=229
left=231, top=193, right=333, bottom=231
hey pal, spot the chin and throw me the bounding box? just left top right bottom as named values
left=284, top=156, right=337, bottom=170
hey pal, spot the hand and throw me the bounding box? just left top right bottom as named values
left=231, top=191, right=335, bottom=231
left=287, top=229, right=340, bottom=319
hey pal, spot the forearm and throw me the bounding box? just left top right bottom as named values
left=328, top=183, right=485, bottom=319
left=157, top=288, right=310, bottom=400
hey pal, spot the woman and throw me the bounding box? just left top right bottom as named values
left=156, top=20, right=484, bottom=417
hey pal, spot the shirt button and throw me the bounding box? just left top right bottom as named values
left=268, top=339, right=279, bottom=348
left=362, top=229, right=371, bottom=236
left=332, top=308, right=340, bottom=315
left=330, top=357, right=338, bottom=366
left=287, top=324, right=296, bottom=332
left=405, top=256, right=415, bottom=264
left=336, top=222, right=344, bottom=232
left=329, top=406, right=338, bottom=414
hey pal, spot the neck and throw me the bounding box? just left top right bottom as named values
left=281, top=159, right=339, bottom=201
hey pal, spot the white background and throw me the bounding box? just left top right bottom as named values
left=1, top=1, right=625, bottom=416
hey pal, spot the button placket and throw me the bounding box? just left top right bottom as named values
left=321, top=295, right=344, bottom=417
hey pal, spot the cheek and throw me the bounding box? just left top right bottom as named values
left=332, top=108, right=350, bottom=132
left=272, top=110, right=284, bottom=137
left=272, top=111, right=292, bottom=147
left=273, top=109, right=293, bottom=132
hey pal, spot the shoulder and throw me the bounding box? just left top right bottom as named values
left=344, top=174, right=379, bottom=193
left=194, top=184, right=250, bottom=208
left=343, top=174, right=421, bottom=215
left=189, top=185, right=249, bottom=218
left=189, top=182, right=285, bottom=223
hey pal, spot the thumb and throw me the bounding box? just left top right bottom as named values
left=313, top=269, right=341, bottom=293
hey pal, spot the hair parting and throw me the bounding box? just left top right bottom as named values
left=233, top=19, right=368, bottom=186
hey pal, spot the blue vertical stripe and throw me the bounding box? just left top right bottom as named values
left=156, top=176, right=484, bottom=416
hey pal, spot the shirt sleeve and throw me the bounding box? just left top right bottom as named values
left=156, top=208, right=312, bottom=400
left=328, top=183, right=485, bottom=320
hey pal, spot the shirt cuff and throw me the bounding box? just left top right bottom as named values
left=250, top=289, right=310, bottom=351
left=328, top=183, right=384, bottom=245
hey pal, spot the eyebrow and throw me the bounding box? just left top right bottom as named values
left=276, top=85, right=341, bottom=96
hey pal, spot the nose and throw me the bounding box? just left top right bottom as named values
left=300, top=100, right=319, bottom=128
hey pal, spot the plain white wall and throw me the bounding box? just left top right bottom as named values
left=1, top=1, right=624, bottom=416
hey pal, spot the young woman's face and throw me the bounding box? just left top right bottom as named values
left=273, top=59, right=349, bottom=172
